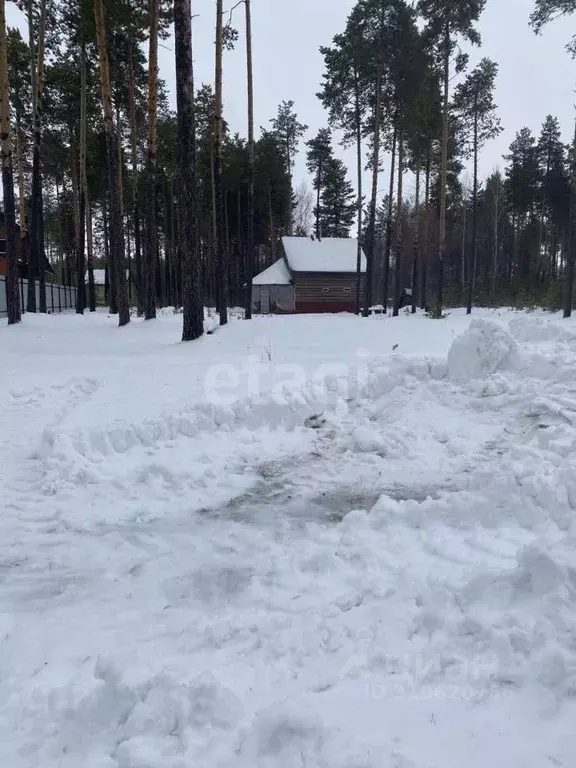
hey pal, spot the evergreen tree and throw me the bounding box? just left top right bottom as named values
left=214, top=0, right=227, bottom=324
left=244, top=0, right=255, bottom=320
left=452, top=58, right=502, bottom=313
left=144, top=0, right=160, bottom=320
left=94, top=0, right=130, bottom=325
left=531, top=0, right=576, bottom=52
left=484, top=169, right=505, bottom=296
left=505, top=128, right=541, bottom=287
left=318, top=18, right=369, bottom=313
left=269, top=100, right=308, bottom=234
left=7, top=28, right=31, bottom=253
left=0, top=0, right=20, bottom=324
left=305, top=127, right=332, bottom=238
left=174, top=0, right=203, bottom=341
left=319, top=157, right=356, bottom=238
left=417, top=0, right=487, bottom=316
left=536, top=116, right=568, bottom=282
left=565, top=119, right=576, bottom=316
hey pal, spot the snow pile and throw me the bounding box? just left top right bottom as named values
left=19, top=660, right=243, bottom=767
left=508, top=315, right=576, bottom=344
left=447, top=318, right=517, bottom=382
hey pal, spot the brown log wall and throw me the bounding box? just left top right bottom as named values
left=293, top=273, right=364, bottom=313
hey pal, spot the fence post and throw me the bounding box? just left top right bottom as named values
left=20, top=278, right=24, bottom=314
left=50, top=281, right=54, bottom=313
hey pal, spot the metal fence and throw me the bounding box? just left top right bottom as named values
left=0, top=277, right=78, bottom=317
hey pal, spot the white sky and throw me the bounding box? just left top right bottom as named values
left=6, top=0, right=576, bottom=199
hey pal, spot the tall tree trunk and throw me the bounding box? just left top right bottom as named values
left=491, top=183, right=499, bottom=299
left=392, top=128, right=404, bottom=317
left=268, top=184, right=276, bottom=261
left=244, top=0, right=255, bottom=320
left=420, top=149, right=431, bottom=310
left=27, top=0, right=47, bottom=313
left=460, top=199, right=467, bottom=290
left=467, top=90, right=479, bottom=315
left=70, top=129, right=80, bottom=273
left=0, top=0, right=20, bottom=324
left=363, top=50, right=383, bottom=317
left=214, top=0, right=228, bottom=325
left=411, top=159, right=420, bottom=314
left=174, top=0, right=203, bottom=341
left=128, top=29, right=143, bottom=314
left=315, top=166, right=322, bottom=239
left=15, top=112, right=27, bottom=279
left=354, top=67, right=363, bottom=315
left=436, top=21, right=450, bottom=318
left=76, top=23, right=88, bottom=315
left=564, top=120, right=576, bottom=318
left=383, top=126, right=397, bottom=312
left=163, top=178, right=172, bottom=307
left=76, top=136, right=86, bottom=307
left=25, top=0, right=35, bottom=308
left=94, top=0, right=129, bottom=326
left=87, top=198, right=96, bottom=311
left=145, top=0, right=159, bottom=320
left=170, top=179, right=180, bottom=307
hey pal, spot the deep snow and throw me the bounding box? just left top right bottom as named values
left=2, top=307, right=576, bottom=767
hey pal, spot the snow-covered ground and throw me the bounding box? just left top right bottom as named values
left=2, top=307, right=576, bottom=767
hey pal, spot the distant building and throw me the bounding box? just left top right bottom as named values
left=85, top=269, right=107, bottom=306
left=252, top=236, right=366, bottom=314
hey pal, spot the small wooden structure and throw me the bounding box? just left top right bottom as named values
left=252, top=236, right=366, bottom=315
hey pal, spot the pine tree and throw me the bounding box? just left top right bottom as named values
left=452, top=58, right=502, bottom=313
left=484, top=170, right=505, bottom=297
left=319, top=157, right=356, bottom=238
left=565, top=118, right=576, bottom=316
left=505, top=128, right=542, bottom=289
left=214, top=0, right=228, bottom=324
left=536, top=116, right=569, bottom=283
left=531, top=0, right=576, bottom=53
left=27, top=0, right=48, bottom=313
left=269, top=100, right=308, bottom=234
left=305, top=127, right=332, bottom=239
left=76, top=0, right=87, bottom=315
left=244, top=0, right=255, bottom=320
left=144, top=0, right=159, bottom=320
left=174, top=0, right=203, bottom=341
left=0, top=0, right=20, bottom=324
left=94, top=0, right=130, bottom=326
left=417, top=0, right=487, bottom=316
left=7, top=28, right=31, bottom=267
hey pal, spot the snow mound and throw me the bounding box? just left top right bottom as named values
left=447, top=319, right=517, bottom=382
left=508, top=315, right=576, bottom=344
left=235, top=701, right=404, bottom=768
left=23, top=661, right=243, bottom=767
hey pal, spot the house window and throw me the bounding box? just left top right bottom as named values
left=0, top=239, right=6, bottom=254
left=322, top=287, right=330, bottom=293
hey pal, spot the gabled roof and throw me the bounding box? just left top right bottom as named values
left=252, top=258, right=292, bottom=285
left=282, top=236, right=367, bottom=274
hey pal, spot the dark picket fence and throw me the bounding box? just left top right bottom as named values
left=0, top=277, right=77, bottom=317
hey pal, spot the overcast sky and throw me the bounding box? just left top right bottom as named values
left=6, top=0, right=576, bottom=198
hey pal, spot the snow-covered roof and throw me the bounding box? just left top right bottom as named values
left=282, top=236, right=367, bottom=274
left=252, top=258, right=292, bottom=285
